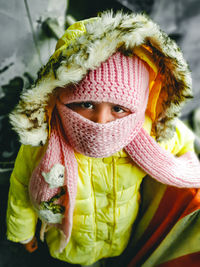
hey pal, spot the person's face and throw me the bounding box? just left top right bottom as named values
left=66, top=101, right=131, bottom=124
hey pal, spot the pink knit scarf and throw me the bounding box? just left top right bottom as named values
left=29, top=112, right=78, bottom=251
left=126, top=128, right=200, bottom=187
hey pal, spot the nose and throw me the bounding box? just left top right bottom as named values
left=94, top=105, right=113, bottom=124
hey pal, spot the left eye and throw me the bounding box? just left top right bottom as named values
left=113, top=106, right=125, bottom=113
left=80, top=102, right=94, bottom=109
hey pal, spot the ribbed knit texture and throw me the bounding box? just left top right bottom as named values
left=59, top=52, right=149, bottom=112
left=126, top=127, right=200, bottom=187
left=29, top=112, right=78, bottom=251
left=56, top=102, right=144, bottom=158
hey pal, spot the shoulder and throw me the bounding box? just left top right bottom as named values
left=11, top=144, right=47, bottom=185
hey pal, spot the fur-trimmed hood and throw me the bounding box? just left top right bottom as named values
left=10, top=11, right=192, bottom=146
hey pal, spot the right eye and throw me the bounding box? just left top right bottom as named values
left=80, top=102, right=94, bottom=109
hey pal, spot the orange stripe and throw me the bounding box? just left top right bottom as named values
left=128, top=187, right=200, bottom=267
left=157, top=252, right=200, bottom=267
left=180, top=189, right=200, bottom=218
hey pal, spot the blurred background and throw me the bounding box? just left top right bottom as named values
left=0, top=0, right=200, bottom=266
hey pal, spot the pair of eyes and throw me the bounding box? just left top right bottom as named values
left=66, top=102, right=129, bottom=114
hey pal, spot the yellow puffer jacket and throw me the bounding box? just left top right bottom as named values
left=6, top=117, right=194, bottom=265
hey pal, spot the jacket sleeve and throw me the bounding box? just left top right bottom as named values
left=6, top=144, right=46, bottom=242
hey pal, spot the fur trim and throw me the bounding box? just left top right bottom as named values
left=10, top=11, right=192, bottom=146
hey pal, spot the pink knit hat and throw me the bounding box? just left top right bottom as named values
left=59, top=52, right=150, bottom=113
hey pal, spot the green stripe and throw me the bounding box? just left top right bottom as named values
left=142, top=209, right=200, bottom=267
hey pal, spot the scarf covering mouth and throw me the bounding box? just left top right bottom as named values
left=56, top=103, right=145, bottom=158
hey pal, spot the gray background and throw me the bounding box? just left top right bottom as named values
left=0, top=1, right=200, bottom=266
